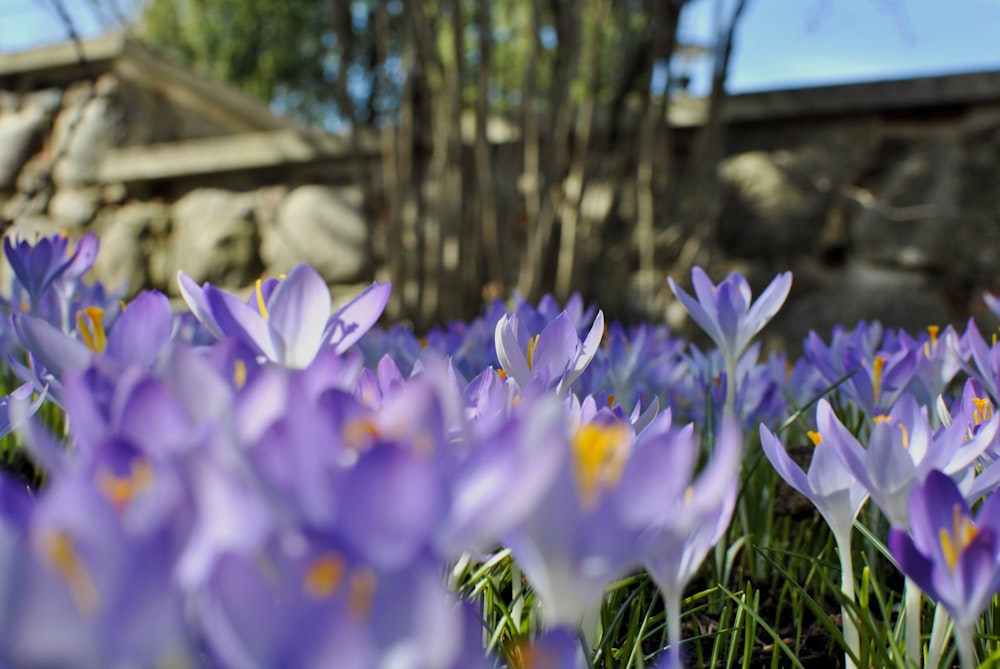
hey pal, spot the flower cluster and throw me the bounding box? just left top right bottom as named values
left=0, top=236, right=747, bottom=669
left=7, top=234, right=1000, bottom=668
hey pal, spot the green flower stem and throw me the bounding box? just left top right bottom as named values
left=834, top=528, right=859, bottom=669
left=904, top=577, right=923, bottom=668
left=955, top=623, right=977, bottom=669
left=925, top=604, right=951, bottom=669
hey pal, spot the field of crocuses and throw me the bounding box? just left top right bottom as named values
left=4, top=233, right=1000, bottom=669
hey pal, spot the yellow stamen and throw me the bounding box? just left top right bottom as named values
left=898, top=423, right=909, bottom=449
left=939, top=503, right=978, bottom=572
left=872, top=355, right=886, bottom=406
left=76, top=306, right=107, bottom=353
left=347, top=566, right=377, bottom=618
left=872, top=415, right=892, bottom=424
left=572, top=422, right=630, bottom=509
left=43, top=531, right=100, bottom=615
left=684, top=485, right=694, bottom=506
left=304, top=552, right=346, bottom=598
left=342, top=417, right=380, bottom=451
left=526, top=334, right=540, bottom=371
left=233, top=359, right=247, bottom=389
left=255, top=279, right=268, bottom=321
left=927, top=325, right=939, bottom=347
left=807, top=431, right=822, bottom=446
left=95, top=460, right=154, bottom=512
left=497, top=368, right=508, bottom=381
left=59, top=231, right=76, bottom=256
left=607, top=394, right=615, bottom=407
left=506, top=640, right=555, bottom=669
left=118, top=299, right=127, bottom=312
left=974, top=397, right=993, bottom=425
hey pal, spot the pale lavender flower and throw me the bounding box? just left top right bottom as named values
left=668, top=267, right=790, bottom=413
left=817, top=395, right=998, bottom=528
left=889, top=470, right=1000, bottom=668
left=178, top=263, right=390, bottom=368
left=667, top=267, right=791, bottom=366
left=494, top=308, right=604, bottom=396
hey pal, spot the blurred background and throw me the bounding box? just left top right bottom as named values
left=2, top=0, right=1000, bottom=346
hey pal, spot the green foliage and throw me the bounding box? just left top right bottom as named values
left=140, top=0, right=354, bottom=125
left=137, top=0, right=670, bottom=128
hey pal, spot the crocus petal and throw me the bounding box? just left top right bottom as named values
left=714, top=281, right=744, bottom=353
left=327, top=281, right=391, bottom=354
left=817, top=400, right=873, bottom=491
left=690, top=267, right=720, bottom=318
left=205, top=287, right=276, bottom=360
left=560, top=310, right=605, bottom=392
left=266, top=264, right=332, bottom=368
left=759, top=425, right=813, bottom=500
left=908, top=470, right=965, bottom=563
left=984, top=292, right=1000, bottom=320
left=14, top=314, right=92, bottom=377
left=105, top=291, right=173, bottom=368
left=888, top=528, right=935, bottom=595
left=494, top=315, right=532, bottom=389
left=743, top=271, right=792, bottom=345
left=338, top=444, right=444, bottom=570
left=668, top=277, right=723, bottom=351
left=59, top=231, right=99, bottom=285
left=177, top=272, right=224, bottom=339
left=531, top=313, right=578, bottom=384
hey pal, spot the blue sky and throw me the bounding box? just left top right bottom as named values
left=3, top=0, right=1000, bottom=95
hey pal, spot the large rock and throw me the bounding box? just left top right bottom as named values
left=850, top=137, right=959, bottom=272
left=261, top=184, right=370, bottom=282
left=0, top=107, right=47, bottom=191
left=772, top=259, right=952, bottom=353
left=717, top=151, right=828, bottom=259
left=166, top=188, right=262, bottom=292
left=48, top=187, right=101, bottom=228
left=25, top=88, right=63, bottom=115
left=91, top=201, right=172, bottom=295
left=51, top=81, right=119, bottom=187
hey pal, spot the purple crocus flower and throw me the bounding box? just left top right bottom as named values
left=668, top=267, right=791, bottom=413
left=817, top=394, right=998, bottom=528
left=4, top=233, right=76, bottom=311
left=178, top=264, right=390, bottom=368
left=493, top=309, right=604, bottom=396
left=760, top=422, right=868, bottom=668
left=498, top=406, right=653, bottom=627
left=641, top=417, right=742, bottom=669
left=956, top=318, right=1000, bottom=405
left=899, top=325, right=963, bottom=411
left=667, top=267, right=791, bottom=367
left=889, top=470, right=1000, bottom=668
left=760, top=424, right=868, bottom=551
left=12, top=290, right=173, bottom=401
left=196, top=535, right=491, bottom=669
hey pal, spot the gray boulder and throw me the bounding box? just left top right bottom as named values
left=0, top=107, right=47, bottom=191
left=261, top=184, right=370, bottom=283
left=166, top=188, right=261, bottom=292
left=91, top=201, right=172, bottom=295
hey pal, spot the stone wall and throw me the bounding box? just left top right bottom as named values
left=0, top=70, right=375, bottom=305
